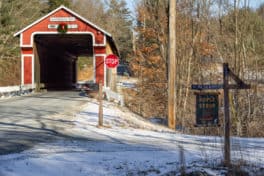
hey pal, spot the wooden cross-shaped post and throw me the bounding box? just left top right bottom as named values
left=223, top=63, right=250, bottom=167
left=191, top=63, right=250, bottom=167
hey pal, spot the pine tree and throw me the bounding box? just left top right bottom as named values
left=72, top=0, right=106, bottom=28
left=46, top=0, right=71, bottom=12
left=105, top=0, right=133, bottom=61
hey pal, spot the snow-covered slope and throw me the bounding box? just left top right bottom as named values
left=0, top=98, right=263, bottom=176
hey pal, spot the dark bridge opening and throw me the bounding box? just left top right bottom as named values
left=34, top=34, right=93, bottom=90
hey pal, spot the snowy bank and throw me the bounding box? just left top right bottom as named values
left=0, top=84, right=36, bottom=98
left=0, top=98, right=263, bottom=176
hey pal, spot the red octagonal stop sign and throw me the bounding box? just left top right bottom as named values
left=105, top=54, right=119, bottom=68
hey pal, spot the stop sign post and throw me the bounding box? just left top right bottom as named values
left=98, top=54, right=119, bottom=127
left=105, top=54, right=119, bottom=68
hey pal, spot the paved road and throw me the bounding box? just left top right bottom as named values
left=0, top=91, right=88, bottom=155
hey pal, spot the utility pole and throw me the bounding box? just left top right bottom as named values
left=168, top=0, right=177, bottom=129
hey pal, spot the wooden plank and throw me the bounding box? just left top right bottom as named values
left=191, top=84, right=223, bottom=90
left=228, top=68, right=244, bottom=85
left=227, top=84, right=250, bottom=89
left=98, top=81, right=103, bottom=127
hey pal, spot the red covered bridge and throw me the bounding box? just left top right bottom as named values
left=14, top=5, right=118, bottom=89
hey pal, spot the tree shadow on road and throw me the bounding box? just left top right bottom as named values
left=0, top=119, right=94, bottom=155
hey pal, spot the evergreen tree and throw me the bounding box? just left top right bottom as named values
left=72, top=0, right=106, bottom=28
left=105, top=0, right=133, bottom=61
left=46, top=0, right=71, bottom=12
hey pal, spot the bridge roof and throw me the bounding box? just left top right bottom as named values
left=14, top=5, right=111, bottom=37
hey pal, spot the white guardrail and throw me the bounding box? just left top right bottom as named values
left=103, top=87, right=124, bottom=106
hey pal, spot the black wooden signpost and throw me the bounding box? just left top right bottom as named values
left=191, top=63, right=250, bottom=167
left=195, top=92, right=219, bottom=127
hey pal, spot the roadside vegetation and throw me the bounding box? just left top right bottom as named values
left=77, top=57, right=93, bottom=81
left=127, top=0, right=264, bottom=137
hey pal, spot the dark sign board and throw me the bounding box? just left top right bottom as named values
left=195, top=93, right=219, bottom=126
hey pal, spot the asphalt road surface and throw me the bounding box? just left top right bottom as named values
left=0, top=91, right=88, bottom=155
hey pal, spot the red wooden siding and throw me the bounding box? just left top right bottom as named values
left=95, top=56, right=105, bottom=84
left=24, top=56, right=32, bottom=84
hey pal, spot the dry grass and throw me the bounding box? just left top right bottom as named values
left=0, top=58, right=20, bottom=86
left=77, top=66, right=94, bottom=81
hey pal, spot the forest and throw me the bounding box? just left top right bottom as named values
left=0, top=0, right=264, bottom=137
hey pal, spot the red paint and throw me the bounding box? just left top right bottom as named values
left=94, top=47, right=106, bottom=54
left=24, top=56, right=32, bottom=84
left=22, top=48, right=33, bottom=55
left=95, top=32, right=104, bottom=44
left=95, top=56, right=105, bottom=84
left=22, top=9, right=105, bottom=46
left=105, top=54, right=119, bottom=68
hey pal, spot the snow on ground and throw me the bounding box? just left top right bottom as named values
left=0, top=85, right=34, bottom=99
left=0, top=98, right=263, bottom=176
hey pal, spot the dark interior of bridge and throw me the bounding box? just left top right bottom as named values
left=34, top=34, right=93, bottom=89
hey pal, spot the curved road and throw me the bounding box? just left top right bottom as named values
left=0, top=91, right=88, bottom=155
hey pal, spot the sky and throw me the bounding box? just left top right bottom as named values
left=249, top=0, right=264, bottom=8
left=124, top=0, right=264, bottom=27
left=125, top=0, right=264, bottom=12
left=125, top=0, right=138, bottom=18
left=125, top=0, right=137, bottom=11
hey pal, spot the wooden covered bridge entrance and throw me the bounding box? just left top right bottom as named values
left=14, top=6, right=118, bottom=90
